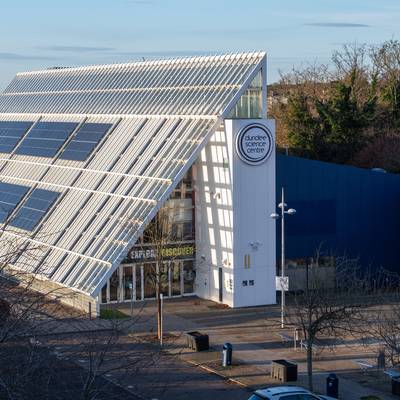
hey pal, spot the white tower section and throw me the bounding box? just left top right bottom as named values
left=195, top=119, right=276, bottom=307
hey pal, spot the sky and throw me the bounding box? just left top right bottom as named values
left=0, top=0, right=399, bottom=89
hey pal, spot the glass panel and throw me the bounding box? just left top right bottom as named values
left=183, top=260, right=195, bottom=294
left=0, top=145, right=15, bottom=153
left=58, top=149, right=87, bottom=161
left=144, top=263, right=156, bottom=299
left=15, top=147, right=60, bottom=158
left=109, top=269, right=119, bottom=301
left=228, top=70, right=262, bottom=119
left=15, top=121, right=78, bottom=158
left=101, top=284, right=107, bottom=303
left=123, top=266, right=133, bottom=301
left=171, top=261, right=181, bottom=296
left=10, top=188, right=60, bottom=231
left=160, top=263, right=169, bottom=297
left=136, top=265, right=142, bottom=301
left=0, top=121, right=33, bottom=154
left=59, top=122, right=112, bottom=161
left=0, top=182, right=30, bottom=223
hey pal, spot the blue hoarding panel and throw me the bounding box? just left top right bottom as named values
left=276, top=154, right=400, bottom=271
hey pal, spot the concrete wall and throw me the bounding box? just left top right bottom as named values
left=194, top=125, right=234, bottom=305
left=6, top=266, right=99, bottom=317
left=195, top=119, right=276, bottom=307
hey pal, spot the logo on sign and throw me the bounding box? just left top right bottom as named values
left=235, top=123, right=273, bottom=165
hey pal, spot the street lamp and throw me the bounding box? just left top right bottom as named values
left=270, top=187, right=296, bottom=329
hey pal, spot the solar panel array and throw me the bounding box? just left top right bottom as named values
left=0, top=121, right=33, bottom=153
left=16, top=122, right=78, bottom=158
left=0, top=182, right=29, bottom=222
left=0, top=52, right=266, bottom=297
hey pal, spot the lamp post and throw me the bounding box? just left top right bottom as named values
left=271, top=187, right=296, bottom=329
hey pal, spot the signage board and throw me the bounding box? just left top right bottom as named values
left=275, top=276, right=289, bottom=291
left=235, top=123, right=274, bottom=165
left=124, top=244, right=195, bottom=263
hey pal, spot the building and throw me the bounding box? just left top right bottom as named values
left=276, top=153, right=400, bottom=274
left=0, top=52, right=277, bottom=315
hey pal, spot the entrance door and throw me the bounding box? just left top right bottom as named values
left=218, top=267, right=223, bottom=303
left=135, top=264, right=143, bottom=301
left=144, top=263, right=156, bottom=299
left=123, top=266, right=134, bottom=301
left=171, top=261, right=182, bottom=296
left=109, top=269, right=120, bottom=302
left=160, top=262, right=169, bottom=297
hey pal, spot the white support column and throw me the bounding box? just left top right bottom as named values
left=195, top=119, right=276, bottom=307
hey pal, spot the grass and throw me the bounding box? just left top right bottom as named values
left=99, top=308, right=129, bottom=319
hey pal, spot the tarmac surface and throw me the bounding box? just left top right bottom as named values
left=109, top=296, right=400, bottom=400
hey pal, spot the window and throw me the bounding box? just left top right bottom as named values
left=10, top=188, right=60, bottom=231
left=59, top=122, right=112, bottom=161
left=15, top=121, right=78, bottom=158
left=0, top=182, right=30, bottom=223
left=228, top=71, right=263, bottom=119
left=0, top=121, right=33, bottom=153
left=183, top=261, right=195, bottom=294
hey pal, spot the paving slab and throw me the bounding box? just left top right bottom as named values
left=115, top=297, right=400, bottom=400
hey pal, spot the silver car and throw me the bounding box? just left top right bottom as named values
left=248, top=386, right=337, bottom=400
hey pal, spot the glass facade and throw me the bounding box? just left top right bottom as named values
left=100, top=167, right=195, bottom=304
left=228, top=71, right=263, bottom=119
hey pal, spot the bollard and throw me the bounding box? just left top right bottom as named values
left=222, top=343, right=233, bottom=367
left=326, top=373, right=339, bottom=399
left=377, top=350, right=385, bottom=369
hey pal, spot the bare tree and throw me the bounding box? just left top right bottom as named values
left=286, top=254, right=373, bottom=391
left=360, top=271, right=400, bottom=368
left=140, top=200, right=194, bottom=341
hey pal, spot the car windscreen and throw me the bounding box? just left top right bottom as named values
left=249, top=395, right=267, bottom=400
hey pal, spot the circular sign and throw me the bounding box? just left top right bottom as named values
left=235, top=123, right=274, bottom=165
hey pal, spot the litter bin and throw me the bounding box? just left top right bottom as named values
left=222, top=343, right=233, bottom=367
left=185, top=331, right=209, bottom=351
left=326, top=373, right=339, bottom=398
left=392, top=378, right=400, bottom=395
left=271, top=359, right=298, bottom=382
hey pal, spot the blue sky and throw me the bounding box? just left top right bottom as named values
left=0, top=0, right=399, bottom=89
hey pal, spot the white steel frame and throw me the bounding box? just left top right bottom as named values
left=0, top=52, right=268, bottom=299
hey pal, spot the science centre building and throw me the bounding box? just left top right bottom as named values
left=0, top=52, right=276, bottom=314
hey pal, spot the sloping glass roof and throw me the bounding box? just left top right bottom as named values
left=0, top=52, right=266, bottom=297
left=0, top=53, right=265, bottom=116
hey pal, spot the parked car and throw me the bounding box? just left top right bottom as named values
left=248, top=386, right=336, bottom=400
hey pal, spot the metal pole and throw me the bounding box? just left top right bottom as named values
left=130, top=281, right=133, bottom=318
left=281, top=187, right=285, bottom=329
left=160, top=293, right=163, bottom=346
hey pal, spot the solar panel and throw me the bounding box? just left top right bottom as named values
left=0, top=53, right=266, bottom=299
left=10, top=188, right=60, bottom=231
left=0, top=182, right=30, bottom=222
left=15, top=121, right=78, bottom=158
left=0, top=121, right=33, bottom=153
left=59, top=123, right=112, bottom=161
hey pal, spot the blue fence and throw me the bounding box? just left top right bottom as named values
left=276, top=154, right=400, bottom=271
